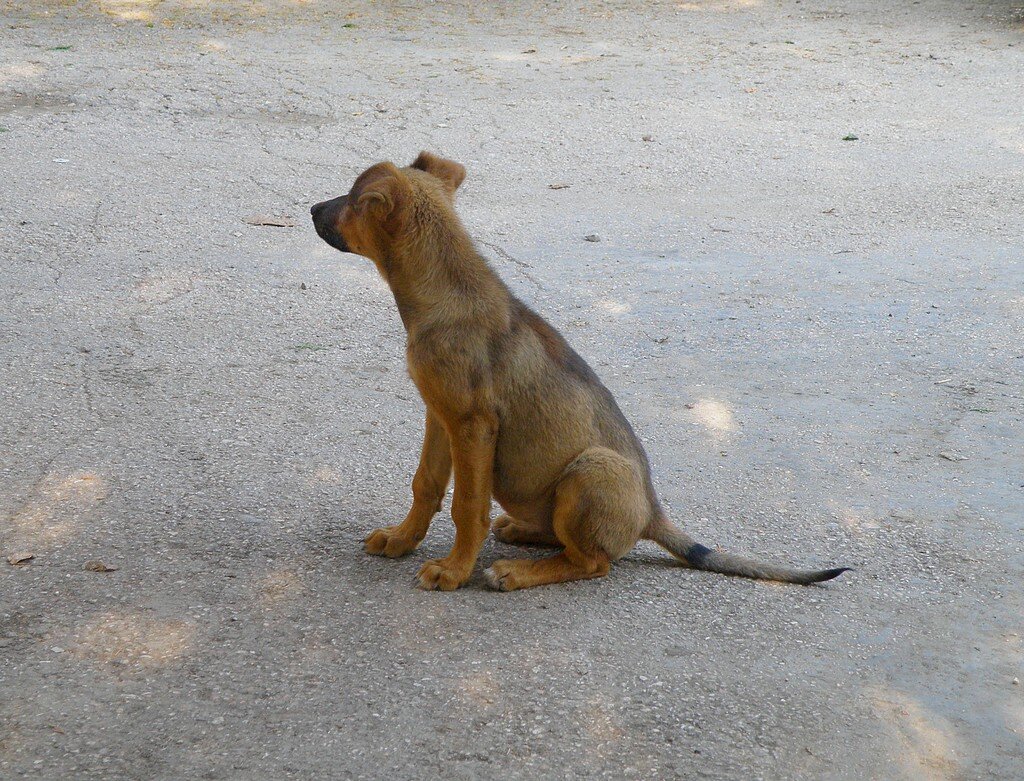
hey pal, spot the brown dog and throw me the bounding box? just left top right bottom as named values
left=311, top=152, right=848, bottom=591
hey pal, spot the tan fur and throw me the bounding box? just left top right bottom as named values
left=310, top=153, right=848, bottom=591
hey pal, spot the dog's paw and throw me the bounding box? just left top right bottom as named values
left=364, top=526, right=420, bottom=558
left=417, top=559, right=471, bottom=591
left=484, top=559, right=523, bottom=592
left=492, top=513, right=514, bottom=533
left=491, top=514, right=520, bottom=544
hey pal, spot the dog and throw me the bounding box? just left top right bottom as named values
left=310, top=152, right=848, bottom=591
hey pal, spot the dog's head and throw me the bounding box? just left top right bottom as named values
left=310, top=151, right=466, bottom=264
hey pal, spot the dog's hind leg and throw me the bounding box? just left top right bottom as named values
left=492, top=513, right=560, bottom=546
left=485, top=448, right=646, bottom=591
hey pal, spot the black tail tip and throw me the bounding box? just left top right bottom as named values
left=812, top=567, right=852, bottom=583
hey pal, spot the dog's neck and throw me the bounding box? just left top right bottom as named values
left=381, top=225, right=510, bottom=335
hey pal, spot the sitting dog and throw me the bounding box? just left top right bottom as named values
left=311, top=152, right=848, bottom=591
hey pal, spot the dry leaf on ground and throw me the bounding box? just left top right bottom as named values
left=243, top=215, right=296, bottom=228
left=84, top=560, right=119, bottom=572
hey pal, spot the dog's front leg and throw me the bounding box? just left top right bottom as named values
left=417, top=412, right=497, bottom=591
left=365, top=411, right=451, bottom=558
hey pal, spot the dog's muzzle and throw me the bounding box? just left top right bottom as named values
left=310, top=197, right=350, bottom=253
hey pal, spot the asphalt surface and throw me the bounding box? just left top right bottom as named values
left=1, top=1, right=1022, bottom=779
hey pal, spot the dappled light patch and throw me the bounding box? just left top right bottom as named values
left=8, top=505, right=74, bottom=548
left=0, top=62, right=45, bottom=87
left=258, top=568, right=305, bottom=608
left=595, top=298, right=632, bottom=315
left=832, top=503, right=880, bottom=534
left=867, top=686, right=963, bottom=779
left=687, top=398, right=737, bottom=434
left=90, top=0, right=333, bottom=26
left=676, top=0, right=762, bottom=11
left=457, top=670, right=500, bottom=708
left=70, top=612, right=193, bottom=668
left=134, top=270, right=196, bottom=306
left=98, top=0, right=159, bottom=23
left=309, top=465, right=345, bottom=486
left=6, top=471, right=107, bottom=550
left=201, top=38, right=229, bottom=52
left=584, top=697, right=624, bottom=754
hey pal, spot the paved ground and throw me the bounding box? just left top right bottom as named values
left=2, top=1, right=1022, bottom=779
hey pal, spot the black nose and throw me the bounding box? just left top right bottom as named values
left=309, top=198, right=351, bottom=253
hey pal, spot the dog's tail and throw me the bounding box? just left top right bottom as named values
left=645, top=515, right=849, bottom=585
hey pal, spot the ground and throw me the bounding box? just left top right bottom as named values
left=1, top=1, right=1022, bottom=779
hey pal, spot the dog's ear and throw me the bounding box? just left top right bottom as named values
left=355, top=162, right=411, bottom=218
left=411, top=151, right=466, bottom=194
